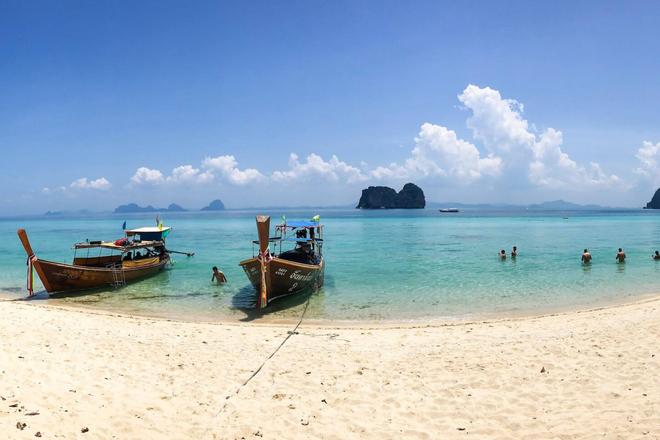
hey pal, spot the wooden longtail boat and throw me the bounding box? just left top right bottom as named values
left=239, top=216, right=325, bottom=309
left=17, top=227, right=172, bottom=296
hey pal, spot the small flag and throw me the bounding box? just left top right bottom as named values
left=122, top=221, right=126, bottom=230
left=158, top=222, right=163, bottom=231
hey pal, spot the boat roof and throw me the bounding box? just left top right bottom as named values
left=74, top=240, right=164, bottom=251
left=125, top=226, right=171, bottom=235
left=277, top=221, right=322, bottom=229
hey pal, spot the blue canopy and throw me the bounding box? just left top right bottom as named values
left=279, top=221, right=320, bottom=228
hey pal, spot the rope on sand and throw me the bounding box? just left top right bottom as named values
left=204, top=298, right=311, bottom=437
left=239, top=298, right=310, bottom=388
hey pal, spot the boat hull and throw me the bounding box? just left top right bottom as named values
left=32, top=256, right=170, bottom=295
left=239, top=257, right=324, bottom=306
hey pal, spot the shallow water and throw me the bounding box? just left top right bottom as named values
left=0, top=209, right=658, bottom=322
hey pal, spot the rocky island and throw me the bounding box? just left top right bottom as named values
left=201, top=199, right=225, bottom=211
left=645, top=188, right=660, bottom=209
left=356, top=183, right=425, bottom=209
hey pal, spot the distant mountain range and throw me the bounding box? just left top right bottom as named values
left=113, top=203, right=188, bottom=213
left=429, top=200, right=622, bottom=211
left=112, top=200, right=226, bottom=214
left=45, top=209, right=94, bottom=216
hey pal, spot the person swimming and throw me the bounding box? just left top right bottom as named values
left=581, top=248, right=592, bottom=264
left=211, top=266, right=227, bottom=283
left=499, top=249, right=506, bottom=260
left=511, top=246, right=518, bottom=258
left=616, top=248, right=626, bottom=263
left=654, top=251, right=660, bottom=261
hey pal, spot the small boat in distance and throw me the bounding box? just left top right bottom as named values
left=439, top=208, right=460, bottom=213
left=239, top=216, right=325, bottom=309
left=17, top=226, right=172, bottom=296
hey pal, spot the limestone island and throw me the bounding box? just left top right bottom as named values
left=356, top=183, right=425, bottom=209
left=201, top=199, right=225, bottom=211
left=645, top=188, right=660, bottom=209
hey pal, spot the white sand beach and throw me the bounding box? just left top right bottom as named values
left=1, top=298, right=659, bottom=439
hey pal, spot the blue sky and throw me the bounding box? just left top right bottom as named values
left=2, top=0, right=660, bottom=214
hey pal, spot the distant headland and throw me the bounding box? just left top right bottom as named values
left=356, top=183, right=425, bottom=209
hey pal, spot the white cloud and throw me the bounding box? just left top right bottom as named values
left=272, top=153, right=368, bottom=183
left=365, top=86, right=618, bottom=188
left=131, top=167, right=165, bottom=185
left=372, top=123, right=502, bottom=183
left=458, top=85, right=535, bottom=153
left=528, top=128, right=618, bottom=187
left=130, top=158, right=253, bottom=186
left=634, top=141, right=660, bottom=184
left=42, top=186, right=66, bottom=194
left=202, top=155, right=264, bottom=185
left=70, top=177, right=111, bottom=190
left=167, top=165, right=214, bottom=184
left=457, top=84, right=619, bottom=188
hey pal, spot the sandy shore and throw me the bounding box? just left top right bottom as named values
left=1, top=298, right=659, bottom=439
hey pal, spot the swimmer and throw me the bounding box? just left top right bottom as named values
left=615, top=248, right=626, bottom=263
left=211, top=266, right=227, bottom=283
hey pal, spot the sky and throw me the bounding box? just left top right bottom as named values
left=1, top=0, right=660, bottom=214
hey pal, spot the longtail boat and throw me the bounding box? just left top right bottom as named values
left=239, top=216, right=325, bottom=309
left=17, top=226, right=172, bottom=296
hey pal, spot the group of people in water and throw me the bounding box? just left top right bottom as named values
left=499, top=246, right=660, bottom=263
left=498, top=246, right=518, bottom=259
left=580, top=248, right=660, bottom=264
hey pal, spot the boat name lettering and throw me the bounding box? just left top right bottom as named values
left=290, top=270, right=313, bottom=281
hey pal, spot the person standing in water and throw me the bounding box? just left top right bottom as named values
left=581, top=249, right=592, bottom=264
left=499, top=249, right=507, bottom=260
left=615, top=248, right=626, bottom=263
left=211, top=266, right=227, bottom=283
left=511, top=246, right=518, bottom=258
left=653, top=251, right=660, bottom=260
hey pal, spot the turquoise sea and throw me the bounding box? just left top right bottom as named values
left=0, top=209, right=658, bottom=322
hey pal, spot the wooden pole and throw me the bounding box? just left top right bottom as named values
left=17, top=229, right=34, bottom=256
left=256, top=216, right=270, bottom=309
left=16, top=228, right=53, bottom=293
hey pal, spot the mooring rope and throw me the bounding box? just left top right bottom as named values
left=204, top=297, right=311, bottom=437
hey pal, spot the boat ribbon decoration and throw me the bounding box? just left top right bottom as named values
left=26, top=254, right=37, bottom=296
left=258, top=248, right=273, bottom=263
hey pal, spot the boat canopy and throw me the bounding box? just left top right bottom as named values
left=125, top=226, right=171, bottom=241
left=277, top=221, right=321, bottom=229
left=74, top=240, right=164, bottom=252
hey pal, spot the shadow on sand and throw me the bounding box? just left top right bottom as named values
left=231, top=284, right=315, bottom=322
